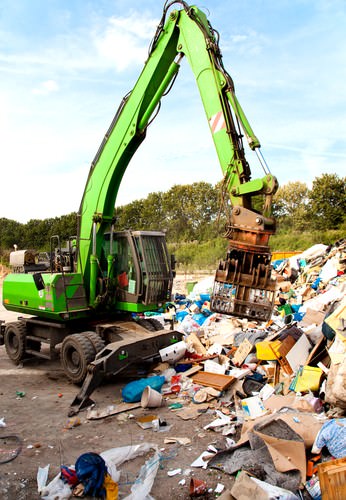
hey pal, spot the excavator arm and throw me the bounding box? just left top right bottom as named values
left=77, top=1, right=278, bottom=320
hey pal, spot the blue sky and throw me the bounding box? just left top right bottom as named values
left=1, top=0, right=345, bottom=223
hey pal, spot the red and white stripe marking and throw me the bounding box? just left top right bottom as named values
left=209, top=111, right=226, bottom=134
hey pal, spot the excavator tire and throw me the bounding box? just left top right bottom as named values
left=135, top=318, right=156, bottom=332
left=4, top=321, right=27, bottom=364
left=60, top=334, right=95, bottom=385
left=83, top=331, right=105, bottom=354
left=147, top=318, right=164, bottom=331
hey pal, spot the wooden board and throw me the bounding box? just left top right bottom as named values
left=87, top=402, right=141, bottom=420
left=192, top=371, right=235, bottom=391
left=179, top=364, right=203, bottom=377
left=318, top=457, right=346, bottom=500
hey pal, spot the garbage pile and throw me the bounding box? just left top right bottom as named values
left=141, top=240, right=345, bottom=498
left=39, top=241, right=346, bottom=499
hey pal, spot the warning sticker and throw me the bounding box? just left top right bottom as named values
left=209, top=111, right=226, bottom=134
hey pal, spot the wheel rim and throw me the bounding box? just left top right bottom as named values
left=65, top=347, right=82, bottom=375
left=4, top=323, right=27, bottom=364
left=61, top=334, right=95, bottom=383
left=8, top=333, right=18, bottom=355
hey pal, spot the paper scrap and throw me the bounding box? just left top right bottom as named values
left=191, top=451, right=215, bottom=468
left=167, top=468, right=181, bottom=476
left=164, top=437, right=191, bottom=446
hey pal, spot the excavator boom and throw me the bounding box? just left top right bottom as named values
left=77, top=2, right=278, bottom=320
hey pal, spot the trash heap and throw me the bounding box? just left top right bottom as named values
left=39, top=241, right=346, bottom=499
left=135, top=239, right=345, bottom=498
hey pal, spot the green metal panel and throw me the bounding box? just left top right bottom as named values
left=3, top=272, right=89, bottom=321
left=115, top=301, right=163, bottom=313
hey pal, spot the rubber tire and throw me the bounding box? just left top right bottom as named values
left=147, top=318, right=164, bottom=331
left=136, top=318, right=156, bottom=332
left=4, top=321, right=27, bottom=364
left=60, top=334, right=95, bottom=384
left=83, top=331, right=105, bottom=353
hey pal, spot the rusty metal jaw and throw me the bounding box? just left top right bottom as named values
left=211, top=207, right=277, bottom=321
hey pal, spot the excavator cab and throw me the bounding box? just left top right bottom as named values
left=100, top=230, right=174, bottom=310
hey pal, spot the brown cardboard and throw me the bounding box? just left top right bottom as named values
left=175, top=402, right=210, bottom=420
left=299, top=308, right=326, bottom=327
left=278, top=281, right=292, bottom=292
left=235, top=410, right=323, bottom=481
left=230, top=472, right=274, bottom=500
left=253, top=428, right=306, bottom=478
left=232, top=339, right=253, bottom=366
left=186, top=332, right=207, bottom=355
left=240, top=410, right=323, bottom=447
left=216, top=489, right=234, bottom=500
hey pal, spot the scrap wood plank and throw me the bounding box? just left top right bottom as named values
left=179, top=364, right=203, bottom=377
left=318, top=457, right=346, bottom=500
left=305, top=335, right=327, bottom=366
left=87, top=402, right=141, bottom=420
left=269, top=336, right=295, bottom=375
left=192, top=371, right=235, bottom=391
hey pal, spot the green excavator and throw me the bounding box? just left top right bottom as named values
left=0, top=1, right=278, bottom=414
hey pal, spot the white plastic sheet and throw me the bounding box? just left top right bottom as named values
left=100, top=442, right=160, bottom=499
left=40, top=473, right=72, bottom=500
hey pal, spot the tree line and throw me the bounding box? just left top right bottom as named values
left=0, top=173, right=345, bottom=267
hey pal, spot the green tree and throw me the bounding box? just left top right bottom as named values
left=308, top=173, right=346, bottom=230
left=162, top=182, right=219, bottom=242
left=55, top=213, right=78, bottom=240
left=142, top=191, right=166, bottom=230
left=24, top=219, right=51, bottom=249
left=0, top=218, right=24, bottom=249
left=273, top=181, right=309, bottom=230
left=115, top=199, right=145, bottom=230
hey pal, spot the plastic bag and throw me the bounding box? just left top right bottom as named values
left=177, top=315, right=200, bottom=334
left=40, top=473, right=72, bottom=500
left=101, top=442, right=159, bottom=499
left=37, top=465, right=50, bottom=495
left=122, top=375, right=165, bottom=403
left=124, top=450, right=160, bottom=500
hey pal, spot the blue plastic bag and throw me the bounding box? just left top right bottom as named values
left=192, top=313, right=208, bottom=326
left=176, top=310, right=189, bottom=322
left=122, top=375, right=165, bottom=403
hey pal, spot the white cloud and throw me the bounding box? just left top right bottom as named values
left=0, top=11, right=157, bottom=77
left=93, top=13, right=156, bottom=71
left=32, top=79, right=60, bottom=95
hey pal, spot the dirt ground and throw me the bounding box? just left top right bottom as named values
left=0, top=273, right=235, bottom=499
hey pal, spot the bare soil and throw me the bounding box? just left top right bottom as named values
left=0, top=274, right=234, bottom=499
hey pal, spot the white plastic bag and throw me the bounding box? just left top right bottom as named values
left=37, top=465, right=49, bottom=495
left=124, top=450, right=161, bottom=500
left=40, top=473, right=72, bottom=500
left=100, top=442, right=159, bottom=484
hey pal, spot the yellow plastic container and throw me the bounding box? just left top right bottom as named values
left=271, top=251, right=302, bottom=261
left=291, top=366, right=323, bottom=392
left=256, top=340, right=281, bottom=360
